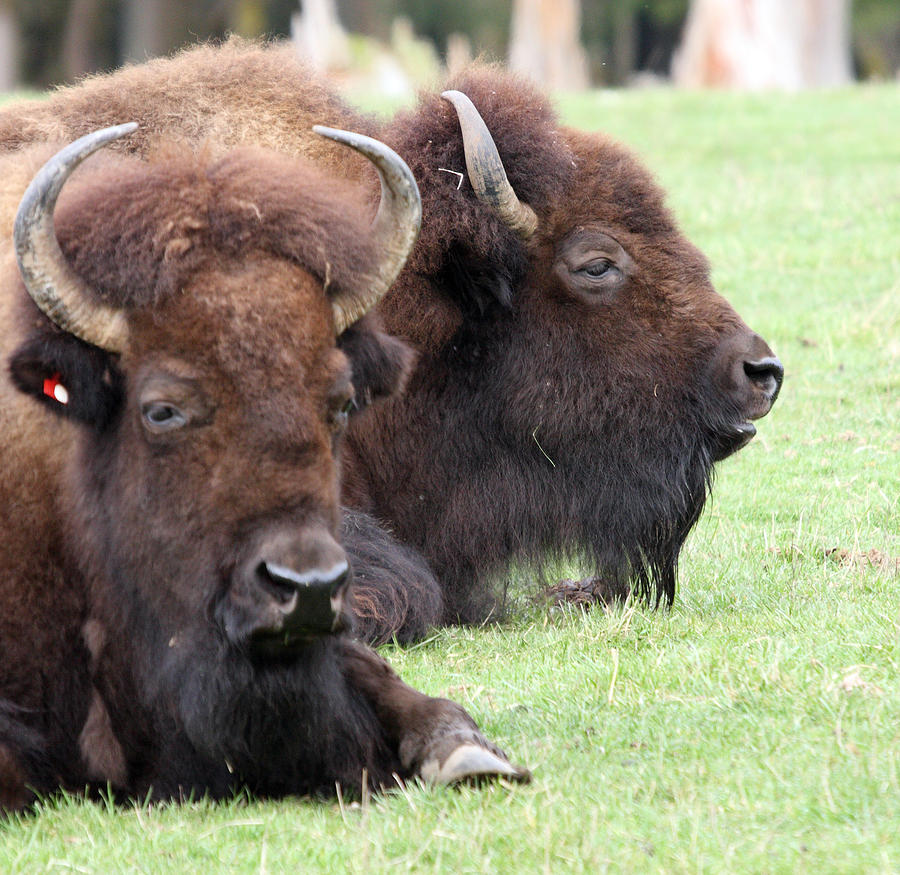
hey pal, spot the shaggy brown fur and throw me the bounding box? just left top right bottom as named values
left=0, top=141, right=526, bottom=812
left=0, top=40, right=783, bottom=644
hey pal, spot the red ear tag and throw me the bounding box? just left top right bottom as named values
left=43, top=373, right=69, bottom=405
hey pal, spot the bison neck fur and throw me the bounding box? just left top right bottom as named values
left=346, top=299, right=717, bottom=627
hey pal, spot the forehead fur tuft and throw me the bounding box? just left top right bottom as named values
left=51, top=144, right=380, bottom=311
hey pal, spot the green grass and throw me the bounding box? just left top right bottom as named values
left=0, top=91, right=43, bottom=108
left=2, top=84, right=899, bottom=872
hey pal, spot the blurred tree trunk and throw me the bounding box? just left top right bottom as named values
left=62, top=0, right=101, bottom=81
left=225, top=0, right=268, bottom=37
left=672, top=0, right=852, bottom=89
left=802, top=0, right=853, bottom=85
left=122, top=0, right=192, bottom=63
left=339, top=0, right=381, bottom=38
left=609, top=2, right=636, bottom=85
left=0, top=0, right=19, bottom=91
left=509, top=0, right=589, bottom=90
left=447, top=32, right=474, bottom=74
left=292, top=0, right=350, bottom=70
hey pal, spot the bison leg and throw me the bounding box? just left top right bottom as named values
left=340, top=640, right=530, bottom=785
left=341, top=509, right=443, bottom=645
left=0, top=705, right=55, bottom=814
left=0, top=744, right=32, bottom=814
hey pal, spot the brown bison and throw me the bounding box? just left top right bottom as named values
left=0, top=123, right=527, bottom=813
left=0, top=40, right=783, bottom=643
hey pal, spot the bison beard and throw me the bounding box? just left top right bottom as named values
left=344, top=311, right=723, bottom=640
left=109, top=633, right=402, bottom=799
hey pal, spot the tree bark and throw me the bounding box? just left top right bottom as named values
left=62, top=0, right=101, bottom=82
left=122, top=0, right=192, bottom=63
left=672, top=0, right=852, bottom=90
left=291, top=0, right=350, bottom=71
left=801, top=0, right=852, bottom=86
left=0, top=2, right=20, bottom=91
left=509, top=0, right=589, bottom=90
left=609, top=2, right=636, bottom=85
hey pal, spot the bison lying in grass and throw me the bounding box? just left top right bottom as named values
left=0, top=40, right=783, bottom=643
left=0, top=125, right=527, bottom=813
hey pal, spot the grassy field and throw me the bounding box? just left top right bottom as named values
left=1, top=83, right=898, bottom=872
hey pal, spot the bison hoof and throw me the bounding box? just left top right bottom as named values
left=420, top=742, right=531, bottom=786
left=545, top=577, right=630, bottom=608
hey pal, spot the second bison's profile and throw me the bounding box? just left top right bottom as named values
left=0, top=126, right=527, bottom=813
left=0, top=41, right=783, bottom=642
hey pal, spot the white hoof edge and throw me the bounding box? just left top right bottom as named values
left=420, top=744, right=526, bottom=785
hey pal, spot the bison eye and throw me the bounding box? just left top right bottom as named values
left=328, top=396, right=357, bottom=432
left=556, top=231, right=632, bottom=303
left=141, top=401, right=187, bottom=433
left=577, top=259, right=617, bottom=281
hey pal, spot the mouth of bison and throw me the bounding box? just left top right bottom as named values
left=247, top=595, right=347, bottom=660
left=248, top=619, right=346, bottom=660
left=249, top=629, right=326, bottom=659
left=712, top=421, right=757, bottom=461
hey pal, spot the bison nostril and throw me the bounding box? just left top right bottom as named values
left=744, top=356, right=784, bottom=401
left=251, top=559, right=349, bottom=645
left=257, top=562, right=299, bottom=606
left=259, top=560, right=349, bottom=607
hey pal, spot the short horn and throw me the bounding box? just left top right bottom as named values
left=14, top=123, right=137, bottom=353
left=441, top=90, right=538, bottom=240
left=313, top=126, right=421, bottom=335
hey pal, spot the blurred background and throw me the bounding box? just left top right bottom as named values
left=0, top=0, right=897, bottom=94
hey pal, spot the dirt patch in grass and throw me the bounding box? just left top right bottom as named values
left=824, top=547, right=900, bottom=572
left=543, top=577, right=631, bottom=607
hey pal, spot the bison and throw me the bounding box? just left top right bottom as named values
left=0, top=40, right=783, bottom=643
left=0, top=123, right=527, bottom=814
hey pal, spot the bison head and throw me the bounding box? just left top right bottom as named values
left=7, top=126, right=418, bottom=703
left=354, top=71, right=782, bottom=615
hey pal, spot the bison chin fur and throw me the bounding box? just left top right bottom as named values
left=527, top=426, right=716, bottom=610
left=119, top=632, right=402, bottom=800
left=462, top=425, right=714, bottom=620
left=347, top=366, right=723, bottom=635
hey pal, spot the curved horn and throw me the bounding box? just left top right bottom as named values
left=313, top=126, right=421, bottom=335
left=441, top=90, right=538, bottom=240
left=14, top=123, right=138, bottom=353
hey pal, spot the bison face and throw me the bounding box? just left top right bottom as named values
left=5, top=125, right=422, bottom=786
left=11, top=258, right=364, bottom=659
left=539, top=128, right=783, bottom=458
left=118, top=263, right=356, bottom=655
left=490, top=133, right=784, bottom=600
left=8, top=127, right=417, bottom=663
left=543, top=219, right=782, bottom=464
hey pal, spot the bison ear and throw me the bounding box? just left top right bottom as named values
left=438, top=241, right=526, bottom=316
left=338, top=313, right=414, bottom=411
left=8, top=328, right=124, bottom=429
